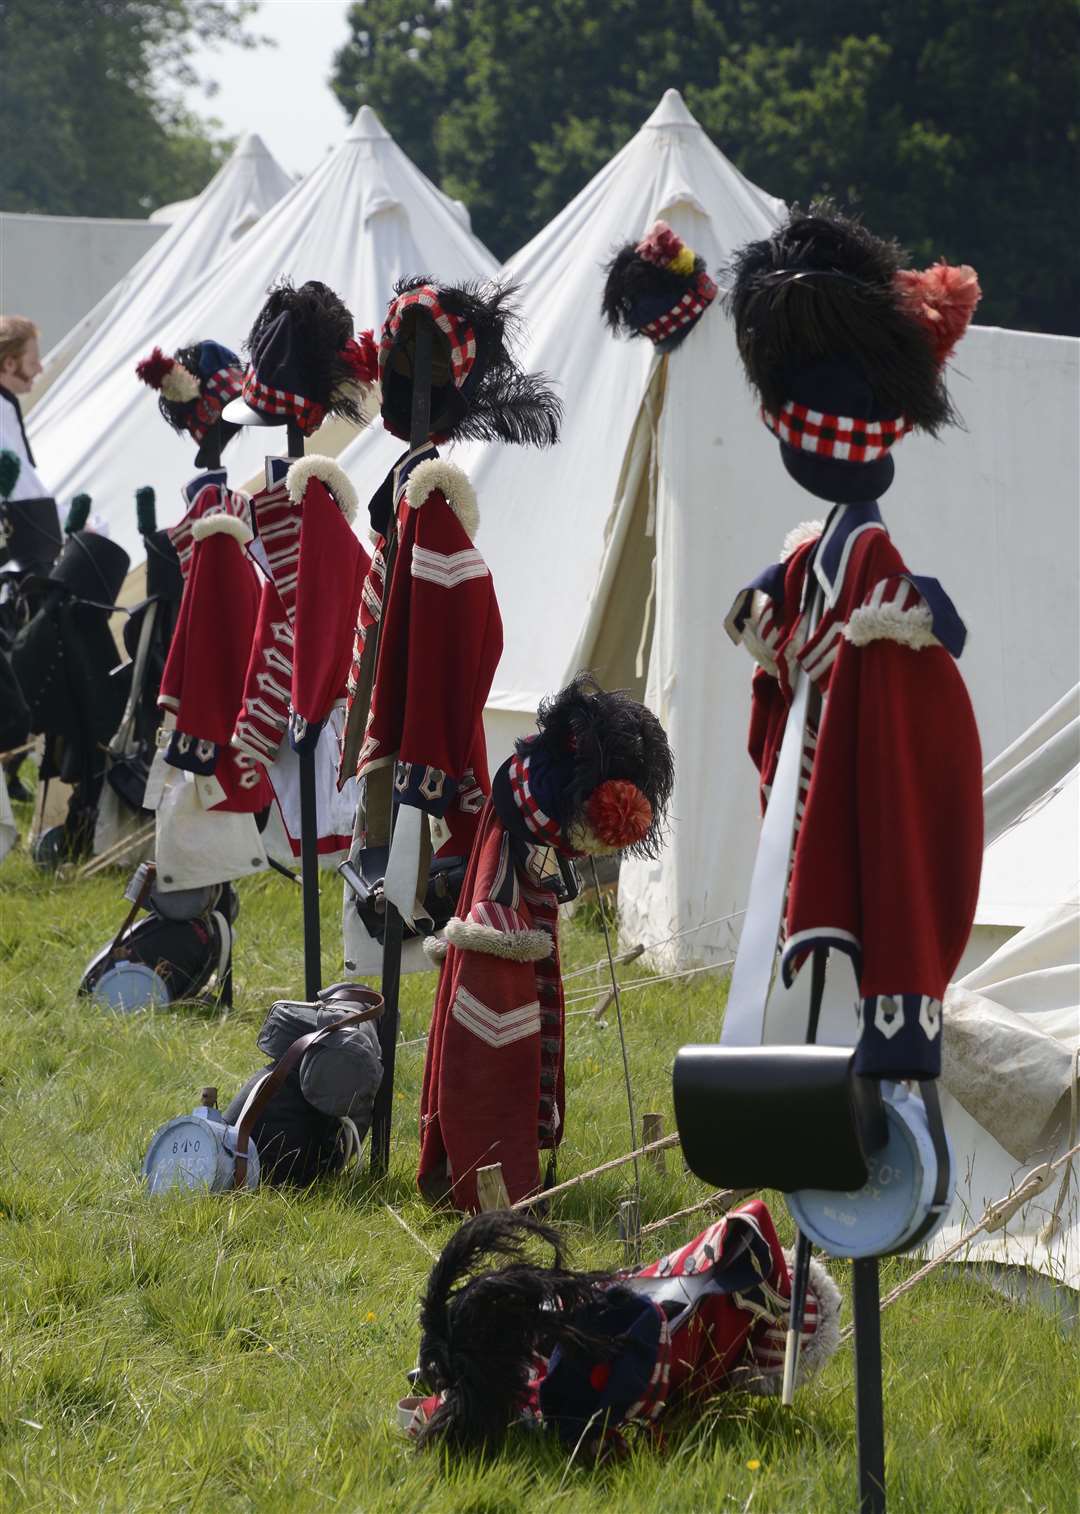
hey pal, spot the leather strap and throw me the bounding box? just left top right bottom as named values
left=107, top=861, right=157, bottom=960
left=722, top=586, right=823, bottom=1045
left=231, top=987, right=383, bottom=1188
left=897, top=1079, right=952, bottom=1252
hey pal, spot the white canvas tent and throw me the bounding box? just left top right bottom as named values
left=336, top=85, right=785, bottom=749
left=933, top=687, right=1080, bottom=1289
left=29, top=108, right=496, bottom=562
left=29, top=133, right=293, bottom=409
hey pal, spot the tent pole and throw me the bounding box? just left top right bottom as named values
left=286, top=418, right=321, bottom=1002
left=370, top=310, right=434, bottom=1175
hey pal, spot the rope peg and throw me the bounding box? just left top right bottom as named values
left=641, top=1113, right=666, bottom=1171
left=618, top=1197, right=641, bottom=1265
left=476, top=1163, right=511, bottom=1212
left=591, top=987, right=615, bottom=1024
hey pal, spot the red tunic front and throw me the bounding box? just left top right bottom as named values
left=726, top=504, right=983, bottom=1078
left=418, top=799, right=564, bottom=1211
left=339, top=446, right=500, bottom=860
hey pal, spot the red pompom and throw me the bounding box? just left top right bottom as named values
left=342, top=330, right=379, bottom=385
left=894, top=261, right=982, bottom=365
left=585, top=780, right=653, bottom=849
left=636, top=220, right=684, bottom=268
left=589, top=1362, right=611, bottom=1392
left=135, top=346, right=174, bottom=390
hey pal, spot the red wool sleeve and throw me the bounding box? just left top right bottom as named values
left=853, top=637, right=984, bottom=1004
left=291, top=478, right=370, bottom=727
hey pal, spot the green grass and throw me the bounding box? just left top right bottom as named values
left=0, top=837, right=1076, bottom=1513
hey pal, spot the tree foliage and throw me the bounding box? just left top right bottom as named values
left=332, top=0, right=1079, bottom=334
left=0, top=0, right=261, bottom=218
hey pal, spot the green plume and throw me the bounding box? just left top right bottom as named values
left=0, top=448, right=20, bottom=500
left=135, top=485, right=156, bottom=536
left=65, top=493, right=92, bottom=534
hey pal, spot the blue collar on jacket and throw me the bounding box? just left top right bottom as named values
left=181, top=468, right=226, bottom=506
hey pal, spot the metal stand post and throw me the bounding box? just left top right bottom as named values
left=369, top=309, right=434, bottom=1176
left=298, top=748, right=320, bottom=999
left=285, top=419, right=321, bottom=1002
left=852, top=1256, right=887, bottom=1514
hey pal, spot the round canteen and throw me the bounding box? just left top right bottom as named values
left=787, top=1082, right=953, bottom=1259
left=143, top=1089, right=260, bottom=1195
left=90, top=960, right=170, bottom=1014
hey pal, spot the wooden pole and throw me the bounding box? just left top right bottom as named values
left=370, top=309, right=434, bottom=1176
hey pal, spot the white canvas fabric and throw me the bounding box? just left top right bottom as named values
left=30, top=134, right=293, bottom=409
left=152, top=771, right=269, bottom=891
left=933, top=894, right=1080, bottom=1289
left=28, top=108, right=496, bottom=561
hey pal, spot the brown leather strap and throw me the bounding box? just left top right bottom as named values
left=107, top=862, right=157, bottom=960
left=231, top=987, right=384, bottom=1187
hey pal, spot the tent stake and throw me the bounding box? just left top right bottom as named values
left=477, top=1163, right=510, bottom=1211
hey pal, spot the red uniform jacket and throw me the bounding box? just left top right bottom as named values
left=418, top=799, right=565, bottom=1211
left=233, top=455, right=368, bottom=859
left=339, top=445, right=500, bottom=856
left=158, top=471, right=270, bottom=812
left=242, top=455, right=370, bottom=754
left=726, top=503, right=983, bottom=1078
left=401, top=1199, right=842, bottom=1440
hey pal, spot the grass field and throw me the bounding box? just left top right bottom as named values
left=1, top=823, right=1076, bottom=1513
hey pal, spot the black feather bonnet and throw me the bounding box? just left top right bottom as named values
left=230, top=279, right=378, bottom=434
left=379, top=277, right=562, bottom=447
left=412, top=1210, right=627, bottom=1451
left=135, top=338, right=244, bottom=463
left=725, top=202, right=980, bottom=500
left=602, top=220, right=718, bottom=351
left=492, top=674, right=675, bottom=860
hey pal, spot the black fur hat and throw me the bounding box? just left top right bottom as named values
left=379, top=277, right=562, bottom=447
left=492, top=674, right=674, bottom=860
left=603, top=220, right=717, bottom=351
left=726, top=202, right=980, bottom=500
left=222, top=280, right=379, bottom=435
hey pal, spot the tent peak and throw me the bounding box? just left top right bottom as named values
left=348, top=105, right=391, bottom=142
left=644, top=88, right=701, bottom=131
left=234, top=131, right=271, bottom=158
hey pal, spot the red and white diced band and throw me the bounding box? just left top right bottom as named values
left=762, top=400, right=912, bottom=462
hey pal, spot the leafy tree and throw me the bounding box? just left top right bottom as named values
left=332, top=0, right=1079, bottom=334
left=0, top=0, right=263, bottom=218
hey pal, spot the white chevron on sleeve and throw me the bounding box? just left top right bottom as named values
left=451, top=984, right=541, bottom=1048
left=411, top=544, right=490, bottom=588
